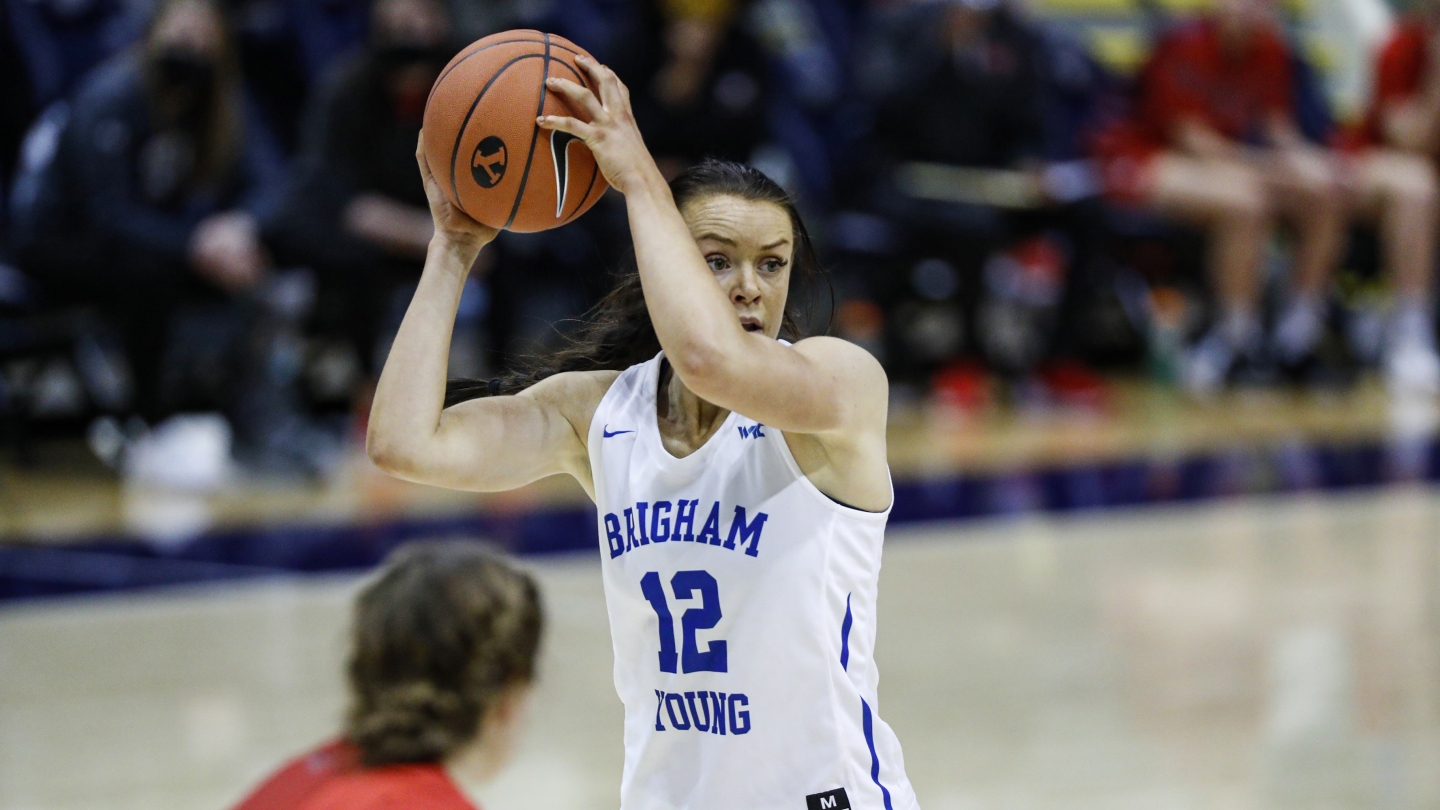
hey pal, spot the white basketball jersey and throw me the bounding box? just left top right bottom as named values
left=587, top=351, right=919, bottom=810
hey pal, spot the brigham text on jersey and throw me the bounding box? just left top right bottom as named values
left=604, top=501, right=770, bottom=559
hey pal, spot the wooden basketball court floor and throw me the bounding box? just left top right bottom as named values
left=4, top=485, right=1440, bottom=810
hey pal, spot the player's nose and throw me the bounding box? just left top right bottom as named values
left=731, top=264, right=762, bottom=303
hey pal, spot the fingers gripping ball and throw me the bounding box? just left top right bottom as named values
left=423, top=30, right=609, bottom=233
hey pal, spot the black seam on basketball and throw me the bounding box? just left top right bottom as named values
left=446, top=53, right=544, bottom=216
left=502, top=33, right=552, bottom=230
left=551, top=59, right=587, bottom=86
left=428, top=35, right=551, bottom=110
left=546, top=40, right=583, bottom=56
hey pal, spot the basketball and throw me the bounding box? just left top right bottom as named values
left=422, top=30, right=609, bottom=233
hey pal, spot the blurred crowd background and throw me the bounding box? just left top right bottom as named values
left=3, top=0, right=1439, bottom=480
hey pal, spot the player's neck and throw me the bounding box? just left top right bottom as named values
left=658, top=366, right=729, bottom=445
left=443, top=686, right=531, bottom=791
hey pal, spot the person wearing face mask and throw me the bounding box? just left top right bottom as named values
left=14, top=0, right=284, bottom=421
left=269, top=0, right=459, bottom=377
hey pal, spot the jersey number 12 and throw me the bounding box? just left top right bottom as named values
left=641, top=570, right=727, bottom=673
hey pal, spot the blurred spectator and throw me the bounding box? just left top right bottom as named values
left=221, top=0, right=316, bottom=155
left=746, top=0, right=863, bottom=205
left=609, top=0, right=770, bottom=176
left=866, top=0, right=1047, bottom=175
left=859, top=0, right=1124, bottom=392
left=1353, top=0, right=1440, bottom=391
left=11, top=0, right=285, bottom=419
left=3, top=0, right=146, bottom=111
left=1365, top=0, right=1440, bottom=155
left=1, top=0, right=147, bottom=179
left=231, top=541, right=542, bottom=810
left=1096, top=0, right=1437, bottom=394
left=270, top=0, right=454, bottom=373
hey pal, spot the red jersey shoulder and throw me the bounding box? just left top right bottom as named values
left=1249, top=23, right=1293, bottom=60
left=233, top=741, right=360, bottom=810
left=1376, top=18, right=1430, bottom=101
left=324, top=766, right=478, bottom=810
left=1155, top=18, right=1291, bottom=68
left=1152, top=19, right=1214, bottom=62
left=232, top=741, right=478, bottom=810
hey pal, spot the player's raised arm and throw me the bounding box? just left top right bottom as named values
left=538, top=57, right=886, bottom=438
left=365, top=137, right=606, bottom=494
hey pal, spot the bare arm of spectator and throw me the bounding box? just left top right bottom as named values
left=343, top=193, right=435, bottom=259
left=1264, top=113, right=1336, bottom=188
left=1172, top=117, right=1240, bottom=160
left=190, top=211, right=269, bottom=293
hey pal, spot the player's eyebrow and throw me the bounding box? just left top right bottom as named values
left=697, top=235, right=791, bottom=250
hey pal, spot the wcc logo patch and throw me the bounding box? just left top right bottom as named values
left=737, top=423, right=766, bottom=439
left=471, top=136, right=507, bottom=188
left=806, top=787, right=850, bottom=810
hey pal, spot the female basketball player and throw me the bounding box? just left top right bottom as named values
left=368, top=54, right=918, bottom=810
left=233, top=541, right=542, bottom=810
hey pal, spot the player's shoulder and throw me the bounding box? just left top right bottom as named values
left=358, top=766, right=477, bottom=810
left=519, top=369, right=628, bottom=445
left=520, top=368, right=625, bottom=407
left=790, top=336, right=888, bottom=386
left=301, top=760, right=474, bottom=810
left=231, top=741, right=473, bottom=810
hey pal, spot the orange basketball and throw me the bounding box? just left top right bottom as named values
left=422, top=31, right=609, bottom=233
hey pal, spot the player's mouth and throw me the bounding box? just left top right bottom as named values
left=740, top=317, right=763, bottom=333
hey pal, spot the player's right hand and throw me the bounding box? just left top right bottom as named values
left=538, top=54, right=661, bottom=197
left=416, top=132, right=500, bottom=251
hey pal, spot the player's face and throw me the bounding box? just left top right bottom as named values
left=682, top=195, right=793, bottom=340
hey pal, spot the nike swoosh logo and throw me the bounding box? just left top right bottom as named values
left=552, top=129, right=580, bottom=217
left=603, top=425, right=634, bottom=438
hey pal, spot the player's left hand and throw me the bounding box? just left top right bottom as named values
left=416, top=132, right=500, bottom=251
left=538, top=55, right=661, bottom=197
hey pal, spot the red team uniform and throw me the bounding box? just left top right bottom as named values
left=1095, top=18, right=1295, bottom=200
left=232, top=741, right=477, bottom=810
left=1359, top=18, right=1431, bottom=147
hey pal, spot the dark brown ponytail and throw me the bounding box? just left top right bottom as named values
left=445, top=159, right=826, bottom=406
left=344, top=541, right=543, bottom=766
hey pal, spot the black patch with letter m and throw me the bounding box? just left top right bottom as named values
left=806, top=787, right=851, bottom=810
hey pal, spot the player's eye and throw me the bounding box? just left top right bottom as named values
left=706, top=255, right=729, bottom=273
left=760, top=258, right=787, bottom=274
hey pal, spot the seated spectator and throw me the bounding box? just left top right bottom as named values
left=1364, top=0, right=1440, bottom=155
left=608, top=0, right=769, bottom=175
left=858, top=0, right=1121, bottom=391
left=1096, top=0, right=1437, bottom=393
left=270, top=0, right=455, bottom=372
left=231, top=541, right=543, bottom=810
left=865, top=0, right=1048, bottom=179
left=1353, top=0, right=1440, bottom=390
left=12, top=0, right=284, bottom=419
